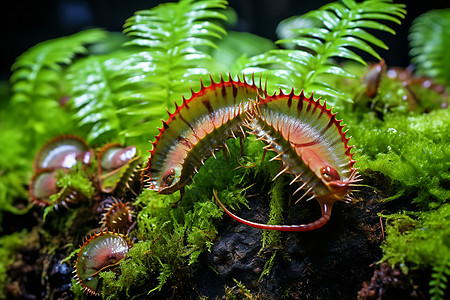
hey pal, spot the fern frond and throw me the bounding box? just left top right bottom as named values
left=409, top=9, right=450, bottom=87
left=10, top=29, right=108, bottom=103
left=430, top=259, right=450, bottom=300
left=69, top=52, right=173, bottom=147
left=116, top=0, right=228, bottom=140
left=64, top=0, right=229, bottom=147
left=242, top=0, right=406, bottom=105
left=65, top=53, right=133, bottom=145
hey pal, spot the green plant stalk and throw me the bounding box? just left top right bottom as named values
left=261, top=179, right=285, bottom=250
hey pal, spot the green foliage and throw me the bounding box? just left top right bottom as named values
left=381, top=204, right=450, bottom=299
left=8, top=29, right=107, bottom=148
left=10, top=29, right=107, bottom=104
left=107, top=0, right=228, bottom=141
left=225, top=278, right=254, bottom=300
left=0, top=129, right=29, bottom=230
left=65, top=52, right=133, bottom=144
left=212, top=31, right=276, bottom=74
left=258, top=251, right=277, bottom=283
left=261, top=179, right=284, bottom=250
left=6, top=0, right=406, bottom=148
left=57, top=0, right=231, bottom=147
left=410, top=9, right=450, bottom=87
left=1, top=31, right=107, bottom=217
left=101, top=189, right=222, bottom=296
left=242, top=0, right=405, bottom=106
left=350, top=109, right=450, bottom=209
left=430, top=259, right=450, bottom=300
left=0, top=98, right=34, bottom=231
left=0, top=230, right=27, bottom=298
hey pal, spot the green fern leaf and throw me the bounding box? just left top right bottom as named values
left=409, top=9, right=450, bottom=87
left=6, top=29, right=107, bottom=148
left=430, top=259, right=450, bottom=300
left=242, top=0, right=406, bottom=106
left=10, top=29, right=108, bottom=104
left=66, top=53, right=130, bottom=145
left=117, top=0, right=228, bottom=140
left=65, top=0, right=228, bottom=146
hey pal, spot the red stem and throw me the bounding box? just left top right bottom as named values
left=214, top=190, right=332, bottom=232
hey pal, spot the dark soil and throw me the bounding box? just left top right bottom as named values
left=193, top=178, right=386, bottom=299
left=357, top=262, right=428, bottom=300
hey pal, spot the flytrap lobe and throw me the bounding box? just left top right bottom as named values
left=29, top=135, right=94, bottom=208
left=144, top=74, right=265, bottom=197
left=74, top=230, right=133, bottom=296
left=97, top=143, right=142, bottom=196
left=221, top=89, right=360, bottom=231
left=144, top=74, right=361, bottom=231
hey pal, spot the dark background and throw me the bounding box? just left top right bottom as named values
left=1, top=0, right=449, bottom=81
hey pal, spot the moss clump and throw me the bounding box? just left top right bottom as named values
left=101, top=186, right=223, bottom=296
left=50, top=165, right=96, bottom=206
left=0, top=230, right=28, bottom=298
left=349, top=109, right=450, bottom=209
left=381, top=204, right=450, bottom=299
left=261, top=179, right=285, bottom=250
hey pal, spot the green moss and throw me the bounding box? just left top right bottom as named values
left=258, top=250, right=278, bottom=283
left=381, top=204, right=450, bottom=299
left=0, top=230, right=28, bottom=298
left=50, top=165, right=96, bottom=205
left=100, top=240, right=157, bottom=297
left=382, top=205, right=450, bottom=270
left=225, top=278, right=254, bottom=300
left=349, top=109, right=450, bottom=209
left=261, top=179, right=284, bottom=250
left=103, top=186, right=223, bottom=296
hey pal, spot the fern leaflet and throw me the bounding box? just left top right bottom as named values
left=409, top=9, right=450, bottom=87
left=65, top=54, right=130, bottom=145
left=10, top=29, right=107, bottom=104
left=116, top=0, right=228, bottom=140
left=242, top=0, right=406, bottom=106
left=430, top=259, right=450, bottom=300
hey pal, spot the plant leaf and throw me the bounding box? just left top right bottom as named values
left=409, top=9, right=450, bottom=87
left=241, top=0, right=405, bottom=106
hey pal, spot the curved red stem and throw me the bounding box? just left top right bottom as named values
left=213, top=190, right=332, bottom=232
